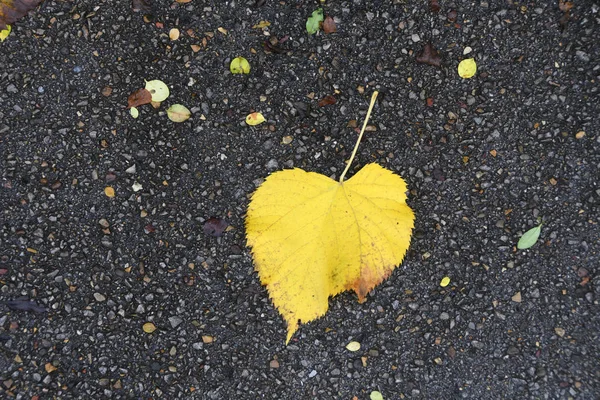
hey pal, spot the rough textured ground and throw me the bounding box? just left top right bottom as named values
left=1, top=0, right=599, bottom=399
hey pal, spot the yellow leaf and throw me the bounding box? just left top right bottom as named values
left=458, top=58, right=477, bottom=79
left=253, top=20, right=271, bottom=29
left=440, top=276, right=450, bottom=287
left=144, top=79, right=170, bottom=102
left=104, top=187, right=115, bottom=197
left=142, top=322, right=156, bottom=333
left=130, top=106, right=139, bottom=119
left=346, top=341, right=361, bottom=352
left=167, top=104, right=191, bottom=122
left=245, top=112, right=265, bottom=126
left=246, top=163, right=415, bottom=343
left=0, top=24, right=10, bottom=41
left=370, top=391, right=384, bottom=400
left=45, top=363, right=57, bottom=373
left=230, top=56, right=250, bottom=74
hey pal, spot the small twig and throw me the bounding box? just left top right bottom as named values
left=339, top=91, right=378, bottom=183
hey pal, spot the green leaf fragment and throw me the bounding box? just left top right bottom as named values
left=370, top=391, right=384, bottom=400
left=517, top=224, right=542, bottom=250
left=144, top=79, right=170, bottom=102
left=130, top=107, right=139, bottom=119
left=306, top=9, right=324, bottom=34
left=230, top=56, right=250, bottom=74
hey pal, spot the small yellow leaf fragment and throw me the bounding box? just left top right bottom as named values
left=346, top=341, right=361, bottom=352
left=217, top=27, right=228, bottom=35
left=230, top=56, right=251, bottom=74
left=253, top=20, right=271, bottom=29
left=167, top=104, right=191, bottom=122
left=370, top=391, right=384, bottom=400
left=143, top=322, right=156, bottom=333
left=14, top=354, right=22, bottom=363
left=104, top=187, right=115, bottom=198
left=169, top=28, right=180, bottom=41
left=458, top=58, right=477, bottom=79
left=0, top=24, right=11, bottom=42
left=246, top=112, right=265, bottom=126
left=202, top=335, right=214, bottom=343
left=575, top=131, right=585, bottom=139
left=440, top=276, right=450, bottom=287
left=130, top=106, right=139, bottom=119
left=144, top=80, right=170, bottom=102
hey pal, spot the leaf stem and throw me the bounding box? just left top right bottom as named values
left=339, top=91, right=379, bottom=183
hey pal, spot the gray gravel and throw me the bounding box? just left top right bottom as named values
left=1, top=1, right=599, bottom=399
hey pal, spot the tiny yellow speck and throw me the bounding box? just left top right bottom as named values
left=440, top=276, right=451, bottom=287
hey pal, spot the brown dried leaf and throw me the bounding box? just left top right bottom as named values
left=558, top=0, right=574, bottom=12
left=429, top=0, right=440, bottom=12
left=416, top=42, right=441, bottom=68
left=318, top=95, right=336, bottom=107
left=132, top=0, right=152, bottom=13
left=127, top=88, right=152, bottom=109
left=0, top=0, right=43, bottom=30
left=203, top=217, right=228, bottom=237
left=323, top=16, right=337, bottom=34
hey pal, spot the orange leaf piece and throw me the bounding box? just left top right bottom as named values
left=0, top=0, right=43, bottom=30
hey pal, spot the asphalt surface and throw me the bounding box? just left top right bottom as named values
left=1, top=1, right=599, bottom=399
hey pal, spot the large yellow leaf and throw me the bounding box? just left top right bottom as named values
left=246, top=163, right=414, bottom=343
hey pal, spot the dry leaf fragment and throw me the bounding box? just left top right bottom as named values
left=0, top=0, right=43, bottom=30
left=440, top=276, right=450, bottom=287
left=246, top=164, right=414, bottom=343
left=429, top=0, right=441, bottom=12
left=167, top=104, right=191, bottom=122
left=416, top=43, right=441, bottom=67
left=318, top=95, right=336, bottom=107
left=131, top=0, right=152, bottom=13
left=142, top=322, right=156, bottom=333
left=128, top=88, right=152, bottom=108
left=104, top=187, right=115, bottom=198
left=45, top=363, right=57, bottom=373
left=202, top=335, right=214, bottom=343
left=323, top=16, right=337, bottom=34
left=130, top=107, right=139, bottom=119
left=176, top=0, right=192, bottom=3
left=246, top=112, right=265, bottom=126
left=253, top=20, right=271, bottom=29
left=511, top=291, right=522, bottom=303
left=554, top=327, right=565, bottom=337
